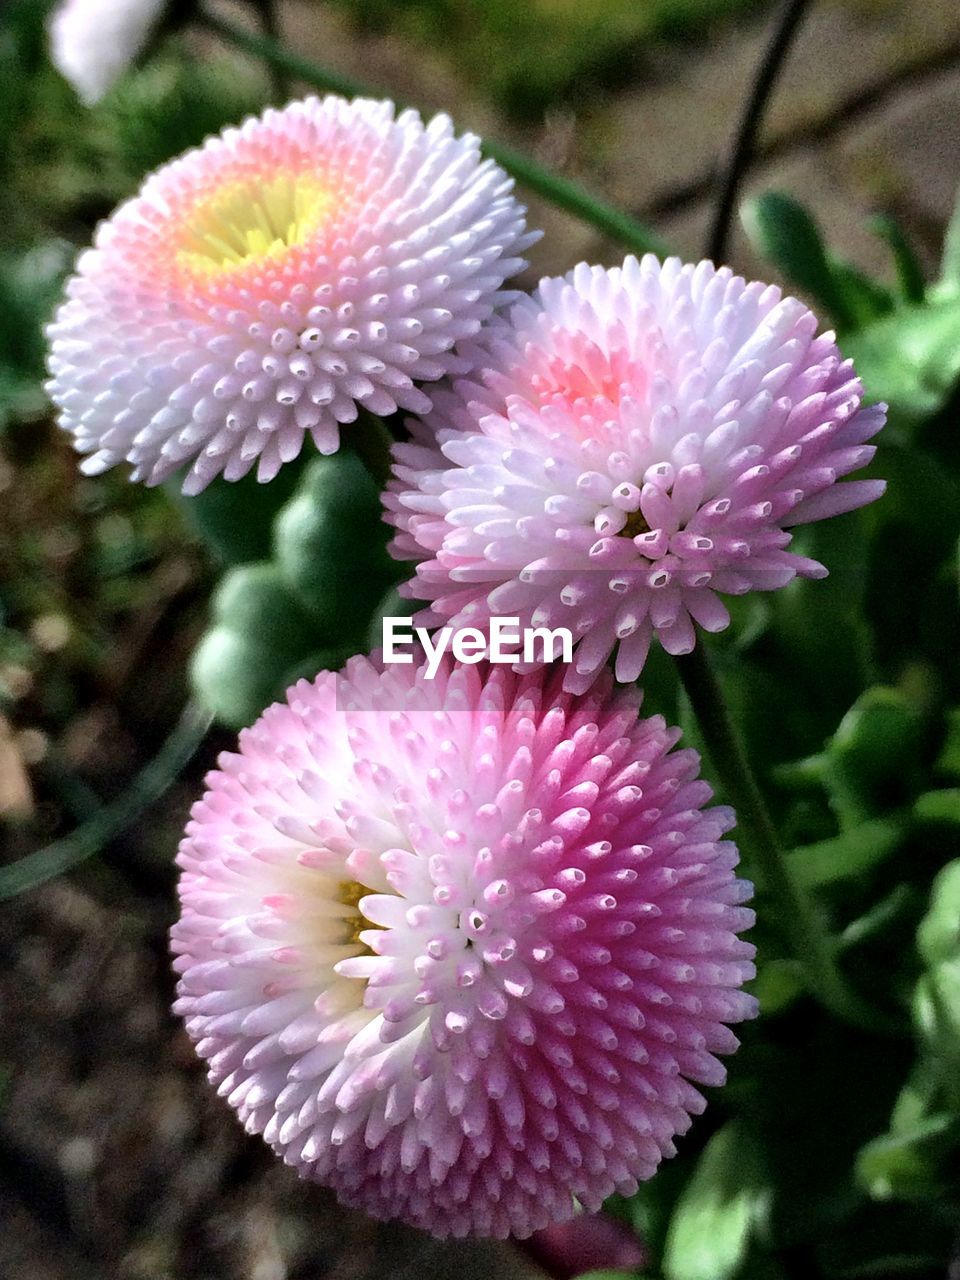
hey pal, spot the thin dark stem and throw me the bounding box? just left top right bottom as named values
left=676, top=644, right=906, bottom=1036
left=254, top=0, right=288, bottom=100
left=196, top=7, right=670, bottom=259
left=707, top=0, right=812, bottom=264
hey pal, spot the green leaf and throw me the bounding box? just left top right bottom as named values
left=838, top=884, right=914, bottom=954
left=841, top=299, right=960, bottom=419
left=828, top=262, right=895, bottom=332
left=94, top=54, right=264, bottom=184
left=752, top=958, right=805, bottom=1015
left=938, top=179, right=960, bottom=291
left=741, top=193, right=890, bottom=330
left=741, top=193, right=846, bottom=324
left=856, top=1114, right=958, bottom=1203
left=916, top=859, right=960, bottom=967
left=771, top=753, right=827, bottom=791
left=913, top=962, right=960, bottom=1108
left=913, top=789, right=960, bottom=827
left=190, top=629, right=353, bottom=730
left=889, top=1061, right=940, bottom=1136
left=662, top=1122, right=766, bottom=1280
left=787, top=817, right=905, bottom=890
left=824, top=688, right=923, bottom=827
left=869, top=215, right=926, bottom=305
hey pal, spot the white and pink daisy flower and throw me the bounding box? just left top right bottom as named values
left=49, top=0, right=166, bottom=105
left=172, top=656, right=757, bottom=1239
left=47, top=96, right=534, bottom=493
left=386, top=255, right=887, bottom=692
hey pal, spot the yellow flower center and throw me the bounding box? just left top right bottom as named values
left=621, top=509, right=649, bottom=538
left=339, top=879, right=381, bottom=951
left=177, top=172, right=330, bottom=274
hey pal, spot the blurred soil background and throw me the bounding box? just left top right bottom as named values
left=2, top=0, right=960, bottom=1276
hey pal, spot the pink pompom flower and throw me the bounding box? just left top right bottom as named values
left=386, top=255, right=887, bottom=692
left=49, top=0, right=165, bottom=105
left=172, top=656, right=757, bottom=1239
left=46, top=96, right=534, bottom=494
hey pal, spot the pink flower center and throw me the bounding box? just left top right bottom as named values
left=529, top=333, right=648, bottom=411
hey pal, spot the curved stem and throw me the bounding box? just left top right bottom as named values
left=196, top=7, right=670, bottom=259
left=707, top=0, right=812, bottom=264
left=676, top=644, right=906, bottom=1036
left=0, top=702, right=212, bottom=900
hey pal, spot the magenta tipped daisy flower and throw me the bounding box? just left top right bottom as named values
left=46, top=97, right=534, bottom=494
left=386, top=255, right=887, bottom=692
left=172, top=656, right=756, bottom=1239
left=49, top=0, right=165, bottom=105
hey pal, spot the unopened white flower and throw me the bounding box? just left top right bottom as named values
left=49, top=0, right=165, bottom=105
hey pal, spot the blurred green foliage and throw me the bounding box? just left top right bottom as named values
left=0, top=0, right=264, bottom=254
left=332, top=0, right=770, bottom=120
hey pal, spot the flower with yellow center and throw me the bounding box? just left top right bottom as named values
left=46, top=96, right=535, bottom=493
left=176, top=173, right=334, bottom=276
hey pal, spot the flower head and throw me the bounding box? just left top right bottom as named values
left=49, top=0, right=165, bottom=105
left=172, top=656, right=756, bottom=1239
left=47, top=96, right=533, bottom=494
left=386, top=255, right=886, bottom=691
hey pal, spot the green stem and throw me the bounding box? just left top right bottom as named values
left=0, top=702, right=212, bottom=900
left=676, top=644, right=906, bottom=1036
left=196, top=8, right=670, bottom=259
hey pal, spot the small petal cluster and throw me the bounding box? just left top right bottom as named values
left=46, top=96, right=533, bottom=494
left=49, top=0, right=165, bottom=105
left=172, top=657, right=756, bottom=1239
left=386, top=255, right=886, bottom=691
